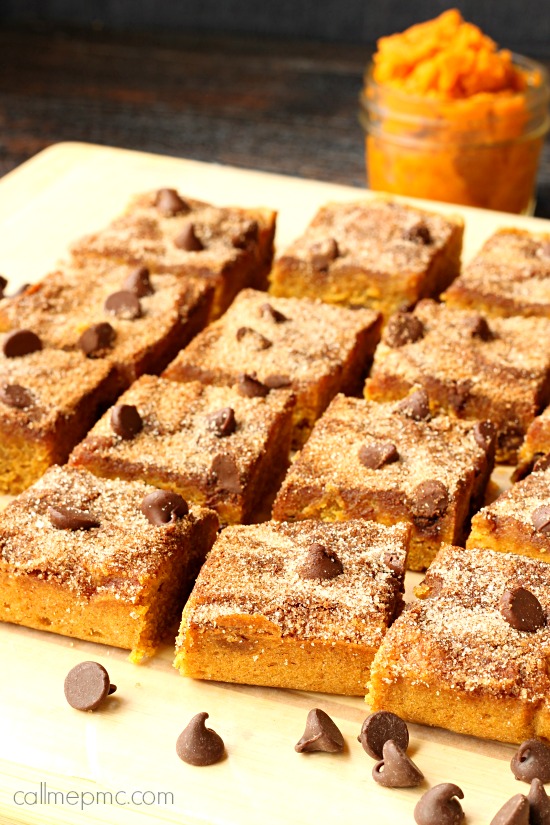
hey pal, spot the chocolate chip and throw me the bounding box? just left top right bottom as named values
left=64, top=661, right=116, bottom=712
left=465, top=313, right=493, bottom=341
left=473, top=420, right=495, bottom=450
left=174, top=222, right=203, bottom=251
left=298, top=543, right=343, bottom=580
left=0, top=383, right=32, bottom=408
left=511, top=741, right=550, bottom=784
left=414, top=783, right=465, bottom=825
left=310, top=237, right=339, bottom=271
left=500, top=587, right=545, bottom=632
left=78, top=323, right=116, bottom=357
left=123, top=265, right=154, bottom=297
left=111, top=404, right=143, bottom=440
left=236, top=326, right=272, bottom=350
left=260, top=302, right=287, bottom=323
left=156, top=188, right=188, bottom=217
left=0, top=275, right=7, bottom=298
left=176, top=712, right=225, bottom=766
left=264, top=373, right=292, bottom=389
left=448, top=379, right=472, bottom=413
left=384, top=552, right=405, bottom=576
left=2, top=329, right=42, bottom=358
left=490, top=794, right=530, bottom=825
left=140, top=490, right=189, bottom=525
left=410, top=480, right=449, bottom=519
left=48, top=506, right=100, bottom=531
left=358, top=440, right=399, bottom=470
left=384, top=313, right=424, bottom=348
left=534, top=454, right=550, bottom=473
left=528, top=777, right=550, bottom=825
left=405, top=222, right=432, bottom=245
left=104, top=290, right=142, bottom=320
left=231, top=219, right=259, bottom=248
left=211, top=453, right=242, bottom=493
left=395, top=389, right=431, bottom=421
left=372, top=740, right=424, bottom=788
left=532, top=505, right=550, bottom=535
left=358, top=710, right=409, bottom=759
left=206, top=407, right=236, bottom=437
left=237, top=373, right=269, bottom=398
left=294, top=709, right=344, bottom=753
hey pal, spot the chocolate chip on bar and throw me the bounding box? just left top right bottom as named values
left=310, top=237, right=339, bottom=271
left=358, top=440, right=399, bottom=470
left=358, top=710, right=409, bottom=759
left=2, top=329, right=42, bottom=358
left=0, top=383, right=33, bottom=409
left=500, top=587, right=545, bottom=632
left=464, top=313, right=493, bottom=341
left=48, top=506, right=100, bottom=531
left=176, top=712, right=225, bottom=766
left=410, top=479, right=449, bottom=519
left=211, top=453, right=242, bottom=493
left=384, top=313, right=424, bottom=348
left=111, top=404, right=143, bottom=440
left=140, top=490, right=189, bottom=525
left=372, top=740, right=424, bottom=788
left=404, top=222, right=432, bottom=245
left=205, top=407, right=236, bottom=438
left=260, top=302, right=287, bottom=323
left=264, top=373, right=292, bottom=389
left=395, top=388, right=430, bottom=421
left=511, top=740, right=550, bottom=783
left=532, top=505, right=550, bottom=535
left=174, top=222, right=203, bottom=251
left=236, top=326, right=272, bottom=350
left=414, top=783, right=465, bottom=825
left=64, top=661, right=117, bottom=712
left=123, top=265, right=154, bottom=297
left=156, top=187, right=188, bottom=217
left=78, top=322, right=116, bottom=357
left=294, top=708, right=344, bottom=754
left=236, top=373, right=269, bottom=398
left=298, top=543, right=343, bottom=580
left=104, top=290, right=142, bottom=320
left=473, top=420, right=495, bottom=449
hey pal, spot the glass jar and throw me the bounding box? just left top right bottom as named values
left=360, top=54, right=550, bottom=214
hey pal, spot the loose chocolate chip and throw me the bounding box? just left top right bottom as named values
left=358, top=710, right=409, bottom=759
left=500, top=587, right=545, bottom=632
left=384, top=313, right=425, bottom=348
left=211, top=453, right=242, bottom=493
left=473, top=420, right=496, bottom=450
left=176, top=712, right=225, bottom=766
left=236, top=326, right=272, bottom=350
left=372, top=740, right=424, bottom=788
left=384, top=552, right=405, bottom=576
left=111, top=404, right=143, bottom=440
left=78, top=323, right=116, bottom=357
left=299, top=543, right=344, bottom=580
left=532, top=505, right=550, bottom=535
left=64, top=661, right=116, bottom=712
left=358, top=440, right=399, bottom=470
left=465, top=313, right=493, bottom=341
left=206, top=407, right=236, bottom=438
left=310, top=237, right=339, bottom=271
left=237, top=373, right=269, bottom=398
left=0, top=383, right=32, bottom=409
left=49, top=506, right=100, bottom=531
left=104, top=290, right=142, bottom=320
left=0, top=275, right=7, bottom=298
left=414, top=783, right=465, bottom=825
left=490, top=795, right=530, bottom=825
left=123, top=265, right=154, bottom=297
left=410, top=480, right=449, bottom=519
left=140, top=490, right=189, bottom=525
left=264, top=373, right=292, bottom=389
left=174, top=222, right=203, bottom=251
left=260, top=302, right=287, bottom=323
left=511, top=741, right=550, bottom=784
left=528, top=777, right=550, bottom=825
left=156, top=187, right=188, bottom=217
left=2, top=329, right=42, bottom=358
left=294, top=709, right=344, bottom=753
left=405, top=222, right=432, bottom=245
left=395, top=389, right=431, bottom=421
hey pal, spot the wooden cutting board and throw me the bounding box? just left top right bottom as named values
left=0, top=143, right=549, bottom=825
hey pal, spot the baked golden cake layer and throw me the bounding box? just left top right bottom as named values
left=368, top=544, right=550, bottom=745
left=365, top=300, right=550, bottom=463
left=269, top=198, right=463, bottom=322
left=517, top=405, right=550, bottom=472
left=175, top=519, right=410, bottom=695
left=70, top=376, right=295, bottom=525
left=272, top=394, right=494, bottom=571
left=163, top=288, right=381, bottom=448
left=0, top=466, right=219, bottom=661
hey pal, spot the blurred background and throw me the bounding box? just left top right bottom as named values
left=1, top=1, right=549, bottom=213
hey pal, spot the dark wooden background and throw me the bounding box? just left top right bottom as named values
left=0, top=2, right=549, bottom=216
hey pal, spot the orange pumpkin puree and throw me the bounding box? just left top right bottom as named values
left=363, top=10, right=548, bottom=213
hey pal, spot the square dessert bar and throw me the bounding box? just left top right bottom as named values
left=468, top=463, right=550, bottom=562
left=174, top=519, right=410, bottom=695
left=70, top=376, right=295, bottom=525
left=365, top=299, right=550, bottom=463
left=163, top=288, right=382, bottom=448
left=0, top=260, right=213, bottom=386
left=0, top=466, right=219, bottom=661
left=0, top=339, right=118, bottom=494
left=443, top=228, right=550, bottom=318
left=269, top=198, right=464, bottom=322
left=272, top=394, right=495, bottom=571
left=71, top=188, right=277, bottom=319
left=517, top=405, right=550, bottom=473
left=367, top=544, right=550, bottom=744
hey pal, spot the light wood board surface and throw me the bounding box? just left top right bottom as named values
left=0, top=143, right=549, bottom=825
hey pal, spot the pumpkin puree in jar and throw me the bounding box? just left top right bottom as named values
left=363, top=9, right=549, bottom=213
